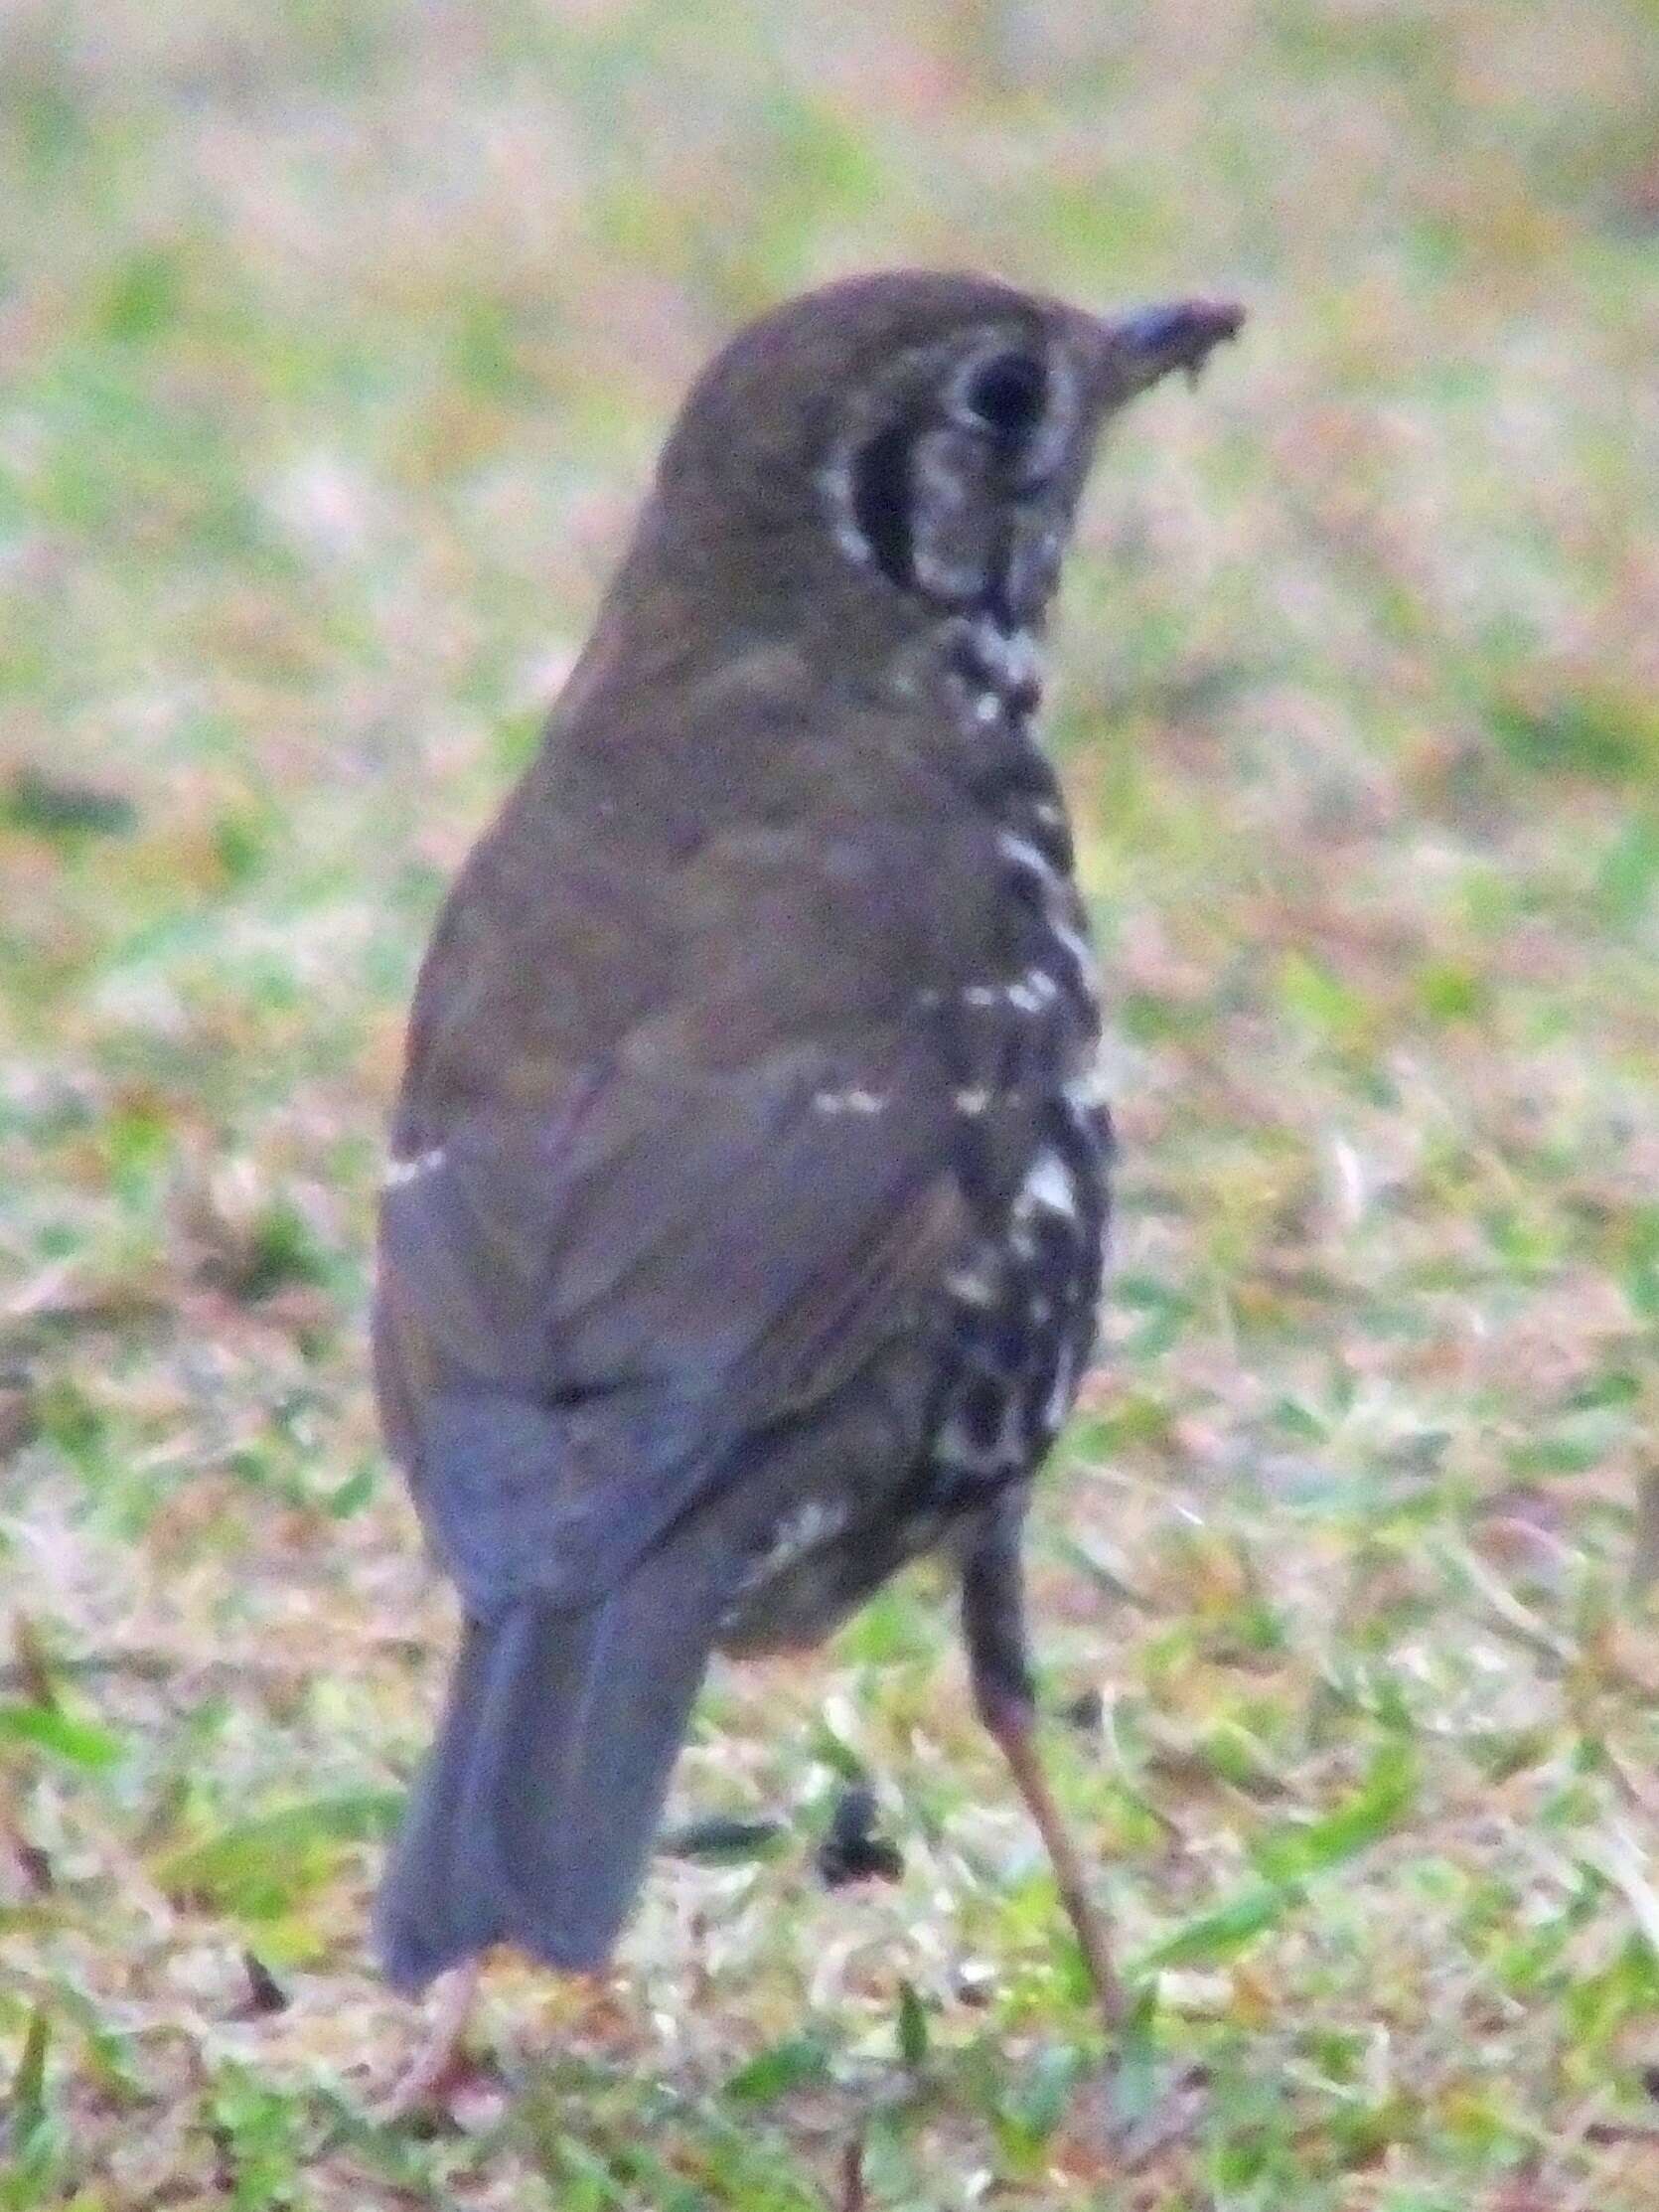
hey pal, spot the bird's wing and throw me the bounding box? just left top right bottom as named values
left=376, top=1041, right=971, bottom=1616
left=373, top=809, right=1019, bottom=1619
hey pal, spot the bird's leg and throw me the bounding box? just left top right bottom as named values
left=962, top=1509, right=1127, bottom=2038
left=376, top=1958, right=483, bottom=2122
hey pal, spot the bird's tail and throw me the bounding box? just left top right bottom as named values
left=376, top=1535, right=725, bottom=1992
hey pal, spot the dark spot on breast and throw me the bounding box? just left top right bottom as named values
left=962, top=1375, right=1007, bottom=1448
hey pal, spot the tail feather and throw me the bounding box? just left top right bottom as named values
left=376, top=1531, right=727, bottom=1992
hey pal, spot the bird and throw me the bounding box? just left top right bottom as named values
left=370, top=269, right=1242, bottom=2108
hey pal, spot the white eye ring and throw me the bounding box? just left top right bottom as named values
left=947, top=339, right=1077, bottom=489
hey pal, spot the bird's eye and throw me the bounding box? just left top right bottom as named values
left=961, top=351, right=1048, bottom=438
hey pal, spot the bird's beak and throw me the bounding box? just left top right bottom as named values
left=1102, top=299, right=1245, bottom=397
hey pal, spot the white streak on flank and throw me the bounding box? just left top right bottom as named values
left=945, top=1263, right=997, bottom=1307
left=814, top=1086, right=886, bottom=1116
left=974, top=692, right=1001, bottom=725
left=383, top=1145, right=445, bottom=1188
left=970, top=618, right=1040, bottom=693
left=1045, top=1341, right=1078, bottom=1428
left=1032, top=799, right=1066, bottom=830
left=954, top=1086, right=992, bottom=1115
left=996, top=830, right=1050, bottom=877
left=1006, top=967, right=1059, bottom=1013
left=1049, top=912, right=1098, bottom=988
left=1019, top=1150, right=1077, bottom=1217
left=742, top=1499, right=847, bottom=1589
left=996, top=831, right=1099, bottom=988
left=960, top=968, right=1060, bottom=1016
left=1065, top=1065, right=1112, bottom=1110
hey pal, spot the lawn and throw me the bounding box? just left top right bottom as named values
left=3, top=1, right=1658, bottom=2204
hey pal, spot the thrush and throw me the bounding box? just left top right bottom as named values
left=372, top=269, right=1241, bottom=2101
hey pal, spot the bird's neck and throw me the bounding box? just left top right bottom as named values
left=882, top=607, right=1075, bottom=875
left=929, top=608, right=1046, bottom=730
left=537, top=534, right=1070, bottom=868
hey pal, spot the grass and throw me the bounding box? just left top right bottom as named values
left=2, top=0, right=1657, bottom=2203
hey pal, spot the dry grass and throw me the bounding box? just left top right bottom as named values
left=3, top=1, right=1658, bottom=2203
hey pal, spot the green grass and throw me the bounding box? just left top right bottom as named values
left=3, top=0, right=1658, bottom=2203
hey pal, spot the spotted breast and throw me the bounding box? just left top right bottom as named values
left=714, top=607, right=1110, bottom=1651
left=916, top=614, right=1110, bottom=1510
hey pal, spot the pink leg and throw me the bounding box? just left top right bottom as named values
left=980, top=1689, right=1127, bottom=2034
left=964, top=1511, right=1211, bottom=2164
left=963, top=1507, right=1127, bottom=2037
left=376, top=1958, right=483, bottom=2122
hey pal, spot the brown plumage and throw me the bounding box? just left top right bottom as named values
left=372, top=271, right=1241, bottom=2080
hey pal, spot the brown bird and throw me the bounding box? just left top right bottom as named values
left=372, top=270, right=1241, bottom=2105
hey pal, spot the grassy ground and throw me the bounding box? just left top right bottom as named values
left=3, top=1, right=1658, bottom=2204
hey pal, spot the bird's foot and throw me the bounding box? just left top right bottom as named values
left=373, top=1959, right=483, bottom=2125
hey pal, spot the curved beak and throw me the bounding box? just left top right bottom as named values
left=1104, top=298, right=1245, bottom=396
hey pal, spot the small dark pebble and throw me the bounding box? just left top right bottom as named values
left=7, top=768, right=138, bottom=842
left=240, top=1951, right=288, bottom=2015
left=659, top=1815, right=788, bottom=1864
left=0, top=1382, right=36, bottom=1463
left=17, top=1841, right=54, bottom=1894
left=1061, top=1687, right=1104, bottom=1734
left=1643, top=2063, right=1659, bottom=2104
left=816, top=1786, right=904, bottom=1889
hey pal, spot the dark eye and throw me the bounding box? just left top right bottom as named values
left=962, top=351, right=1047, bottom=438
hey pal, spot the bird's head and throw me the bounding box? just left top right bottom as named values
left=631, top=270, right=1243, bottom=651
